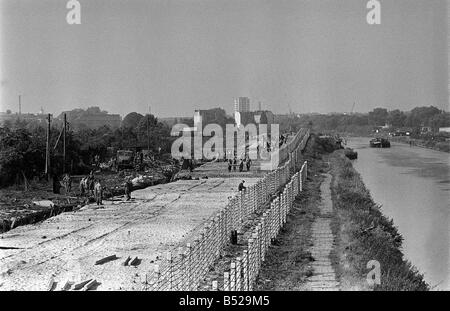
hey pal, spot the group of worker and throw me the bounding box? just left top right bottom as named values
left=79, top=170, right=134, bottom=206
left=228, top=156, right=252, bottom=173
left=79, top=171, right=103, bottom=205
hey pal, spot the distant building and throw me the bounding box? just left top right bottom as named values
left=237, top=110, right=274, bottom=126
left=420, top=126, right=432, bottom=134
left=58, top=107, right=122, bottom=130
left=0, top=111, right=48, bottom=126
left=234, top=97, right=250, bottom=113
left=439, top=127, right=450, bottom=133
left=195, top=108, right=227, bottom=124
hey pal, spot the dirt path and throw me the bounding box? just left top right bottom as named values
left=306, top=173, right=339, bottom=291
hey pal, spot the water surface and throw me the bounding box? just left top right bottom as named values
left=347, top=137, right=450, bottom=290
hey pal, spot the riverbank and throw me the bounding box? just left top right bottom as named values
left=390, top=136, right=450, bottom=153
left=329, top=151, right=429, bottom=290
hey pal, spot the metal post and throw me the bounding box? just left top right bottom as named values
left=63, top=113, right=67, bottom=173
left=45, top=114, right=51, bottom=179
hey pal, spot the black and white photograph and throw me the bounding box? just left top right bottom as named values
left=0, top=0, right=448, bottom=299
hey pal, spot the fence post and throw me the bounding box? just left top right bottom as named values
left=230, top=262, right=236, bottom=291
left=236, top=257, right=242, bottom=291
left=248, top=238, right=254, bottom=290
left=154, top=264, right=160, bottom=291
left=243, top=249, right=249, bottom=291
left=224, top=272, right=230, bottom=291
left=186, top=243, right=192, bottom=290
left=167, top=251, right=173, bottom=290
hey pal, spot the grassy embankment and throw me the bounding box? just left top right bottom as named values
left=330, top=151, right=429, bottom=291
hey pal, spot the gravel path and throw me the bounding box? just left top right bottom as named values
left=307, top=174, right=340, bottom=291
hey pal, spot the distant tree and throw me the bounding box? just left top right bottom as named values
left=136, top=114, right=171, bottom=152
left=6, top=109, right=11, bottom=114
left=387, top=109, right=406, bottom=127
left=429, top=112, right=450, bottom=130
left=122, top=112, right=144, bottom=129
left=368, top=108, right=388, bottom=126
left=405, top=106, right=441, bottom=127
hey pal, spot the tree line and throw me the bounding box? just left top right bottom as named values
left=0, top=113, right=173, bottom=187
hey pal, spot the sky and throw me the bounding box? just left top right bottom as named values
left=0, top=0, right=448, bottom=117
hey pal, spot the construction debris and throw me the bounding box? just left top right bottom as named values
left=129, top=256, right=141, bottom=266
left=61, top=280, right=74, bottom=291
left=95, top=254, right=118, bottom=265
left=123, top=256, right=131, bottom=266
left=73, top=279, right=93, bottom=290
left=82, top=279, right=98, bottom=291
left=47, top=278, right=56, bottom=291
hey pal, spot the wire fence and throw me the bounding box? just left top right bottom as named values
left=145, top=129, right=310, bottom=291
left=214, top=161, right=307, bottom=291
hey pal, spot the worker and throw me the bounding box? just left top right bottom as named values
left=62, top=173, right=72, bottom=193
left=94, top=154, right=100, bottom=167
left=239, top=159, right=244, bottom=172
left=94, top=179, right=103, bottom=206
left=246, top=158, right=252, bottom=171
left=238, top=180, right=246, bottom=192
left=124, top=178, right=133, bottom=201
left=228, top=159, right=232, bottom=172
left=233, top=157, right=237, bottom=171
left=79, top=177, right=86, bottom=196
left=87, top=171, right=95, bottom=196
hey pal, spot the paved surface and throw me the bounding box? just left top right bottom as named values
left=307, top=174, right=340, bottom=291
left=0, top=177, right=258, bottom=291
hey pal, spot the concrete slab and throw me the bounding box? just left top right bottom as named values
left=0, top=177, right=258, bottom=291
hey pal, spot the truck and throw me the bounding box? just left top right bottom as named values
left=116, top=150, right=135, bottom=170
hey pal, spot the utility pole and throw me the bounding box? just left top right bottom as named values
left=18, top=95, right=22, bottom=115
left=147, top=105, right=151, bottom=151
left=147, top=115, right=150, bottom=151
left=45, top=114, right=52, bottom=179
left=63, top=113, right=67, bottom=173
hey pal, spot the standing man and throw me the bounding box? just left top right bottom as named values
left=79, top=177, right=86, bottom=196
left=124, top=178, right=133, bottom=201
left=228, top=159, right=232, bottom=172
left=238, top=180, right=246, bottom=192
left=88, top=171, right=95, bottom=196
left=94, top=179, right=103, bottom=206
left=239, top=159, right=244, bottom=172
left=62, top=173, right=72, bottom=193
left=246, top=158, right=252, bottom=171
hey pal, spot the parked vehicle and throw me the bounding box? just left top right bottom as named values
left=370, top=138, right=391, bottom=148
left=116, top=150, right=135, bottom=170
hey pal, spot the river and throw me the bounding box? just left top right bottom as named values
left=346, top=137, right=450, bottom=291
